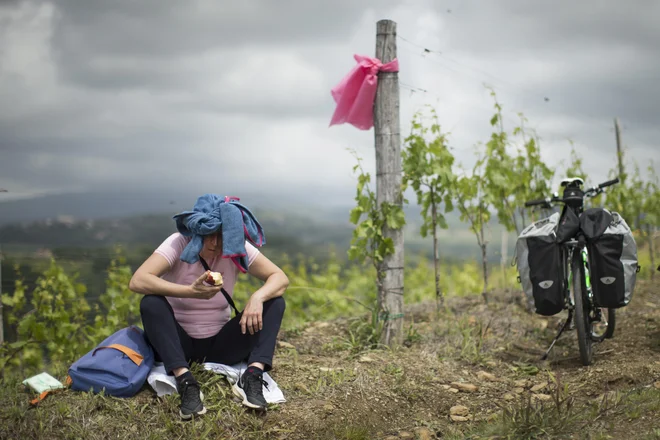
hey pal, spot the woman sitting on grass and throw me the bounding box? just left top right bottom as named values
left=129, top=194, right=288, bottom=419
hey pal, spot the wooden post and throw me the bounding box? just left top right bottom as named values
left=0, top=190, right=8, bottom=345
left=649, top=225, right=656, bottom=281
left=501, top=229, right=508, bottom=290
left=614, top=118, right=624, bottom=180
left=374, top=19, right=404, bottom=346
left=431, top=189, right=442, bottom=310
left=0, top=244, right=3, bottom=345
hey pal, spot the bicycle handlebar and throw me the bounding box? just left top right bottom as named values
left=584, top=177, right=620, bottom=197
left=524, top=178, right=619, bottom=208
left=598, top=178, right=620, bottom=189
left=524, top=198, right=550, bottom=208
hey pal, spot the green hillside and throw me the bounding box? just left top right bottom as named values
left=0, top=205, right=515, bottom=263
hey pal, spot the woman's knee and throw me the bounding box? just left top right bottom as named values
left=139, top=294, right=168, bottom=317
left=265, top=296, right=286, bottom=314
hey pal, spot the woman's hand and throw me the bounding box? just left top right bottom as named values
left=240, top=295, right=264, bottom=335
left=188, top=271, right=222, bottom=299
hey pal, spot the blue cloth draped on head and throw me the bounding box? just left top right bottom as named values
left=172, top=194, right=266, bottom=273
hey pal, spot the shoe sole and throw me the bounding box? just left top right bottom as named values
left=179, top=406, right=207, bottom=420
left=179, top=391, right=207, bottom=420
left=232, top=383, right=267, bottom=411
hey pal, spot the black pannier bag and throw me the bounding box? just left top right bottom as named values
left=515, top=213, right=566, bottom=316
left=579, top=208, right=639, bottom=308
left=556, top=207, right=580, bottom=244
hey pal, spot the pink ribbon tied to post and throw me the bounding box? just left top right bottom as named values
left=329, top=54, right=399, bottom=131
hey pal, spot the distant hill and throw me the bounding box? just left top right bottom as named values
left=0, top=190, right=279, bottom=226
left=0, top=204, right=515, bottom=265
left=0, top=188, right=525, bottom=266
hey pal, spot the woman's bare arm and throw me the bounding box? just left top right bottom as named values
left=129, top=253, right=221, bottom=299
left=239, top=253, right=289, bottom=334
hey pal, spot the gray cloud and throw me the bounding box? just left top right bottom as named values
left=53, top=0, right=396, bottom=55
left=50, top=0, right=400, bottom=91
left=437, top=1, right=660, bottom=54
left=1, top=0, right=658, bottom=207
left=419, top=0, right=660, bottom=131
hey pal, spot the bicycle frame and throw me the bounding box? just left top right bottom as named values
left=530, top=177, right=619, bottom=362
left=566, top=244, right=593, bottom=304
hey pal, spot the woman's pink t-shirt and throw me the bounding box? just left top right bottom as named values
left=154, top=232, right=260, bottom=339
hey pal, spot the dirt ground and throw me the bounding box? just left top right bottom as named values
left=267, top=277, right=660, bottom=439
left=2, top=278, right=659, bottom=439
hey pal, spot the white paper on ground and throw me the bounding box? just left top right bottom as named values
left=147, top=362, right=286, bottom=404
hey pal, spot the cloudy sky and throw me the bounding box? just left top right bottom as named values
left=1, top=0, right=658, bottom=208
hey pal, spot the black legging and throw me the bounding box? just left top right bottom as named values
left=140, top=294, right=285, bottom=374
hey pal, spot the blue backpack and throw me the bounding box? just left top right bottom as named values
left=68, top=325, right=155, bottom=398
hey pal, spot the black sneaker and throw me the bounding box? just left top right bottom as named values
left=232, top=368, right=269, bottom=410
left=177, top=376, right=207, bottom=420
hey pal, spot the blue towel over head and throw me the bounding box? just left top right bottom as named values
left=172, top=194, right=265, bottom=273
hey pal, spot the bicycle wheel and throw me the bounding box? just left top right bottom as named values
left=571, top=253, right=593, bottom=366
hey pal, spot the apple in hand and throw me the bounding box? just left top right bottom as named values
left=205, top=271, right=223, bottom=286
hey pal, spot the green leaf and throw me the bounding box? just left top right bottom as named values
left=438, top=215, right=449, bottom=230
left=356, top=223, right=369, bottom=238
left=386, top=208, right=406, bottom=229
left=349, top=207, right=363, bottom=225
left=9, top=340, right=29, bottom=350
left=1, top=293, right=15, bottom=307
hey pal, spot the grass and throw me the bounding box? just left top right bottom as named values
left=449, top=385, right=660, bottom=440
left=3, top=279, right=660, bottom=439
left=476, top=379, right=579, bottom=439
left=1, top=363, right=282, bottom=440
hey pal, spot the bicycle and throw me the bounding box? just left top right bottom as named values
left=524, top=176, right=619, bottom=366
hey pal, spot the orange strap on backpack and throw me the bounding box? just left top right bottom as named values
left=92, top=344, right=144, bottom=366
